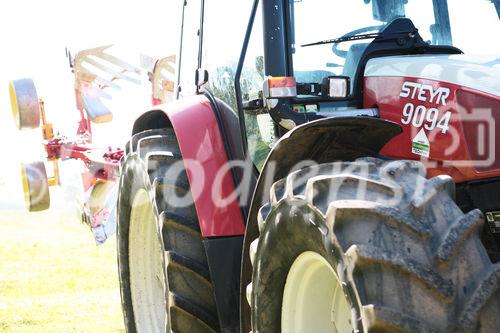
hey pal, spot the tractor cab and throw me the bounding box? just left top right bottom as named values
left=172, top=0, right=500, bottom=172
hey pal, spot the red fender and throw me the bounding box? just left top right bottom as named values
left=140, top=95, right=245, bottom=237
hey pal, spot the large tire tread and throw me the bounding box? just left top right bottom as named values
left=248, top=158, right=500, bottom=332
left=119, top=128, right=219, bottom=332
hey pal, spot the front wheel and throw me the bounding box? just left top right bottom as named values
left=247, top=158, right=500, bottom=332
left=117, top=129, right=219, bottom=333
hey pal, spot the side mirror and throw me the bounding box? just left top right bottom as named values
left=196, top=68, right=209, bottom=87
left=321, top=76, right=350, bottom=99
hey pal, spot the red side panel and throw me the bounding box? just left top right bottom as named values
left=154, top=95, right=245, bottom=237
left=364, top=76, right=500, bottom=183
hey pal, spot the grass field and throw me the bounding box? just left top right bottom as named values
left=0, top=209, right=125, bottom=333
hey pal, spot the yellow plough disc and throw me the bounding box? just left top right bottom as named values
left=21, top=161, right=50, bottom=211
left=9, top=78, right=40, bottom=129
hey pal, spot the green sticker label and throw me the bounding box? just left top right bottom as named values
left=412, top=129, right=430, bottom=157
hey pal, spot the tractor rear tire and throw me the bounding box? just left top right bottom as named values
left=247, top=158, right=500, bottom=333
left=21, top=161, right=50, bottom=211
left=117, top=128, right=219, bottom=333
left=9, top=78, right=40, bottom=129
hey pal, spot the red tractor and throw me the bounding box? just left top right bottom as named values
left=12, top=0, right=500, bottom=332
left=115, top=0, right=500, bottom=332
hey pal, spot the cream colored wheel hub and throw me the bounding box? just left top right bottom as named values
left=129, top=189, right=167, bottom=333
left=281, top=251, right=353, bottom=333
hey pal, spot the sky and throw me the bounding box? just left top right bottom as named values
left=0, top=0, right=180, bottom=210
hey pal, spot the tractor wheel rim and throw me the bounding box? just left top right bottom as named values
left=129, top=189, right=167, bottom=333
left=281, top=251, right=353, bottom=333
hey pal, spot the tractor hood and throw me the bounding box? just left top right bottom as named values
left=364, top=54, right=500, bottom=183
left=365, top=55, right=500, bottom=97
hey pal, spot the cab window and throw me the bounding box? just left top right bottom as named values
left=178, top=0, right=201, bottom=98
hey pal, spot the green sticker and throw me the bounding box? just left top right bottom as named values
left=412, top=129, right=430, bottom=157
